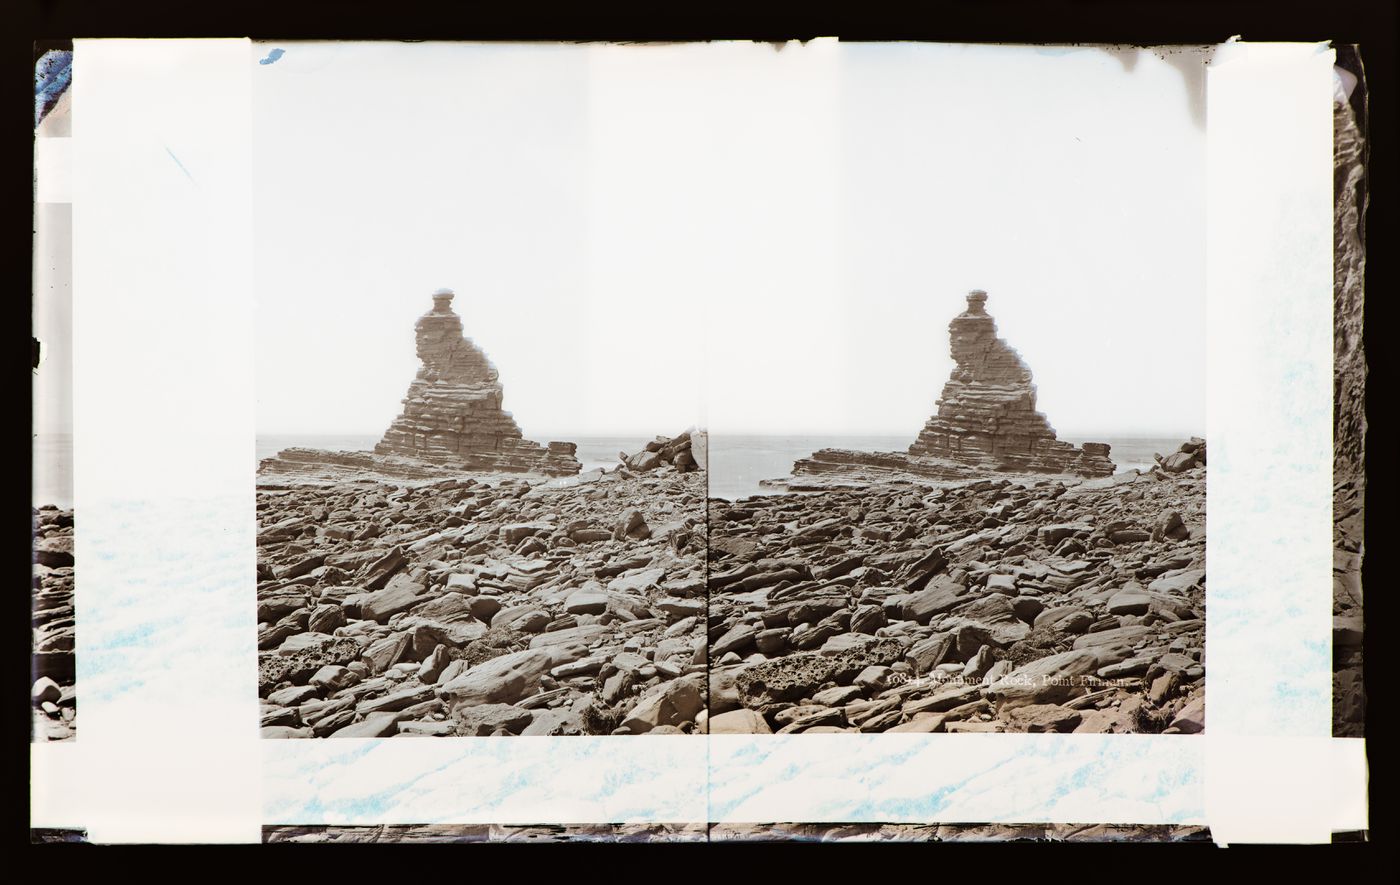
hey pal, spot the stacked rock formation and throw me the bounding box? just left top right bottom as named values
left=707, top=444, right=1205, bottom=735
left=372, top=290, right=580, bottom=476
left=33, top=506, right=76, bottom=741
left=792, top=292, right=1113, bottom=485
left=256, top=452, right=708, bottom=738
left=908, top=291, right=1114, bottom=476
left=1154, top=437, right=1206, bottom=474
left=617, top=430, right=707, bottom=475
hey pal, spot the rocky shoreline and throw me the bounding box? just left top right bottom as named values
left=33, top=506, right=76, bottom=742
left=705, top=440, right=1206, bottom=735
left=257, top=432, right=708, bottom=737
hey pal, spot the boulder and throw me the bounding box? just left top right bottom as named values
left=329, top=712, right=406, bottom=738
left=902, top=577, right=967, bottom=623
left=613, top=510, right=652, bottom=541
left=564, top=588, right=610, bottom=616
left=620, top=676, right=704, bottom=734
left=438, top=647, right=568, bottom=707
left=1004, top=704, right=1083, bottom=733
left=985, top=649, right=1101, bottom=710
left=359, top=575, right=424, bottom=623
left=1168, top=695, right=1205, bottom=734
left=1106, top=588, right=1152, bottom=616
left=454, top=703, right=534, bottom=736
left=708, top=709, right=772, bottom=734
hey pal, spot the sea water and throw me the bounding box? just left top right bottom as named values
left=32, top=432, right=1194, bottom=510
left=706, top=433, right=1195, bottom=501
left=254, top=434, right=654, bottom=475
left=32, top=433, right=73, bottom=510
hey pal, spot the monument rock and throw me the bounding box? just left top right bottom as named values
left=259, top=289, right=579, bottom=482
left=791, top=291, right=1114, bottom=483
left=373, top=290, right=580, bottom=476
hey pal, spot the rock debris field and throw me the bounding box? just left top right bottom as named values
left=33, top=506, right=77, bottom=742
left=257, top=434, right=708, bottom=738
left=251, top=287, right=1213, bottom=740
left=706, top=440, right=1207, bottom=735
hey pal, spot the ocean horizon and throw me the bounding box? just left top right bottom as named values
left=255, top=433, right=657, bottom=476
left=705, top=433, right=1193, bottom=501
left=31, top=431, right=1198, bottom=510
left=32, top=433, right=73, bottom=511
left=254, top=431, right=1202, bottom=502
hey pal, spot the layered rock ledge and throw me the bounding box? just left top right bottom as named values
left=33, top=506, right=76, bottom=742
left=259, top=445, right=579, bottom=486
left=707, top=442, right=1205, bottom=735
left=1333, top=58, right=1367, bottom=738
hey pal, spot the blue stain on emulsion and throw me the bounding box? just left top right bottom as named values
left=35, top=49, right=73, bottom=126
left=259, top=48, right=286, bottom=65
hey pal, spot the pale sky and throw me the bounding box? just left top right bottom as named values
left=254, top=41, right=1207, bottom=440
left=34, top=202, right=72, bottom=435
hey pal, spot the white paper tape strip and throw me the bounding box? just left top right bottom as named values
left=1203, top=41, right=1337, bottom=845
left=709, top=734, right=1205, bottom=824
left=34, top=136, right=72, bottom=204
left=263, top=737, right=710, bottom=825
left=1330, top=737, right=1369, bottom=832
left=66, top=38, right=260, bottom=843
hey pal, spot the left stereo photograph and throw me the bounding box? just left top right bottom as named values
left=252, top=43, right=709, bottom=739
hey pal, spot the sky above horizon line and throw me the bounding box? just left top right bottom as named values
left=254, top=41, right=1207, bottom=439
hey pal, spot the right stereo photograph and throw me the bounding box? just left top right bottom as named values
left=704, top=43, right=1221, bottom=737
